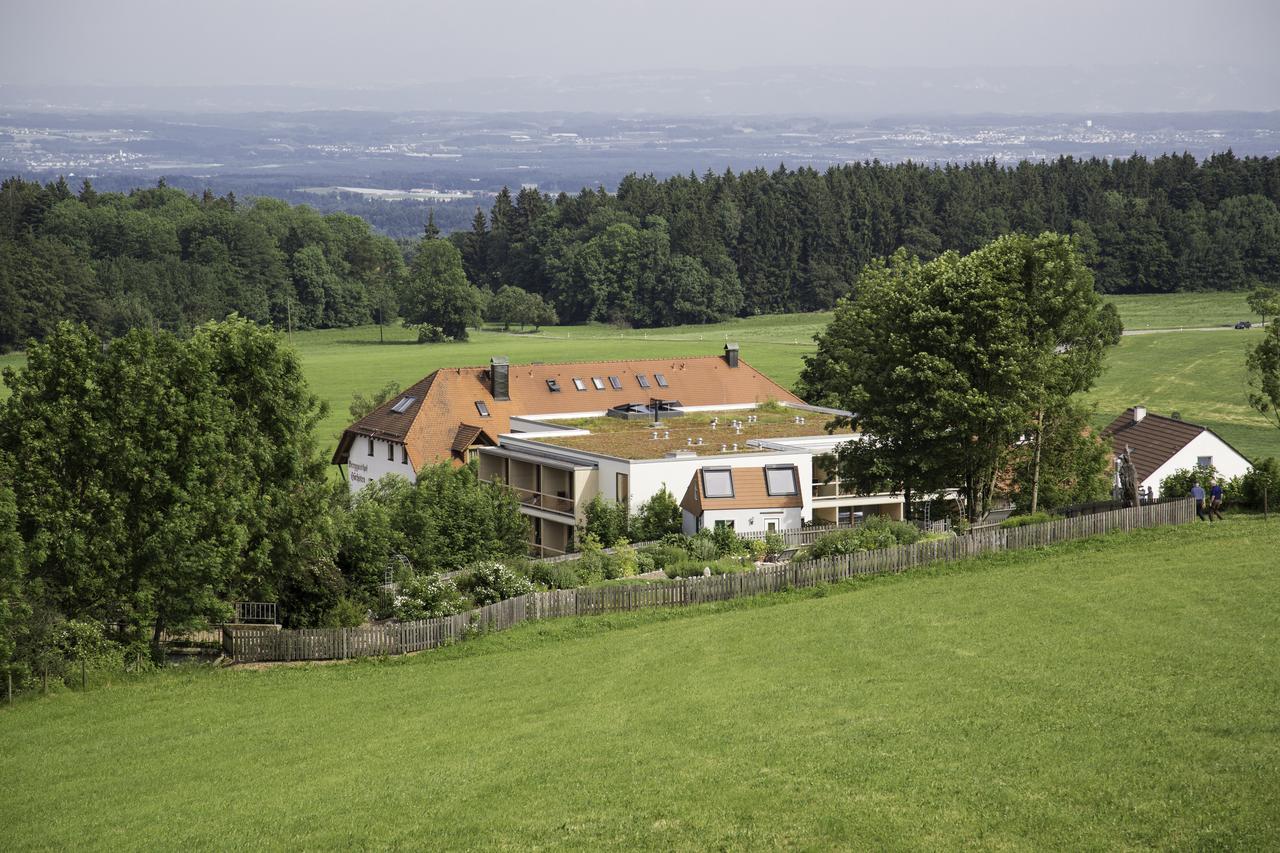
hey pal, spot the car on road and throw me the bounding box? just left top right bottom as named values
left=1234, top=321, right=1253, bottom=329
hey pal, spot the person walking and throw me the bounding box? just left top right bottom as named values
left=1209, top=480, right=1225, bottom=521
left=1191, top=481, right=1207, bottom=520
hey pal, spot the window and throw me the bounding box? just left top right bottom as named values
left=389, top=396, right=415, bottom=414
left=475, top=401, right=490, bottom=417
left=546, top=379, right=561, bottom=393
left=765, top=465, right=799, bottom=496
left=387, top=441, right=394, bottom=461
left=702, top=468, right=734, bottom=498
left=714, top=519, right=735, bottom=531
left=616, top=472, right=630, bottom=504
left=367, top=437, right=375, bottom=457
left=573, top=378, right=587, bottom=391
left=401, top=446, right=409, bottom=465
left=608, top=376, right=623, bottom=390
left=591, top=377, right=605, bottom=390
left=1197, top=456, right=1213, bottom=468
left=655, top=373, right=669, bottom=388
left=637, top=374, right=651, bottom=389
left=766, top=519, right=779, bottom=533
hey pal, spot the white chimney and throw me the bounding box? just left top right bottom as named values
left=1133, top=406, right=1147, bottom=424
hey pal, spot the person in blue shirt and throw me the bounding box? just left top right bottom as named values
left=1190, top=482, right=1207, bottom=520
left=1208, top=480, right=1225, bottom=521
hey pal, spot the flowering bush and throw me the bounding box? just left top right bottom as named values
left=394, top=574, right=465, bottom=621
left=463, top=561, right=535, bottom=605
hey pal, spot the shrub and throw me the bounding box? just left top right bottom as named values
left=1238, top=457, right=1280, bottom=509
left=575, top=532, right=610, bottom=583
left=745, top=538, right=767, bottom=561
left=635, top=552, right=656, bottom=575
left=462, top=560, right=535, bottom=605
left=394, top=573, right=465, bottom=621
left=531, top=561, right=582, bottom=590
left=639, top=543, right=689, bottom=572
left=1159, top=465, right=1220, bottom=499
left=321, top=596, right=367, bottom=628
left=800, top=516, right=922, bottom=560
left=1000, top=511, right=1055, bottom=528
left=664, top=557, right=753, bottom=579
left=582, top=495, right=630, bottom=544
left=763, top=531, right=786, bottom=561
left=687, top=531, right=721, bottom=561
left=607, top=538, right=639, bottom=579
left=711, top=524, right=747, bottom=557
left=631, top=487, right=683, bottom=541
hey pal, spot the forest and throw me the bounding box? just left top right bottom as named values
left=2, top=150, right=1279, bottom=350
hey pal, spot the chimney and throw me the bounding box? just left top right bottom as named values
left=1133, top=406, right=1146, bottom=424
left=724, top=342, right=739, bottom=368
left=490, top=356, right=510, bottom=401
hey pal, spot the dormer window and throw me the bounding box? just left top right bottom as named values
left=592, top=377, right=605, bottom=390
left=702, top=468, right=735, bottom=498
left=475, top=401, right=490, bottom=417
left=573, top=378, right=587, bottom=391
left=547, top=379, right=561, bottom=393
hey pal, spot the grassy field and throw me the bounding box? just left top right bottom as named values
left=3, top=517, right=1278, bottom=849
left=3, top=297, right=1278, bottom=462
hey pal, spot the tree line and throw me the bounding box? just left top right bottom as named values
left=4, top=150, right=1280, bottom=352
left=0, top=177, right=404, bottom=352
left=448, top=151, right=1280, bottom=328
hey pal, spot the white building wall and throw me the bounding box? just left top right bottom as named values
left=1142, top=431, right=1252, bottom=497
left=347, top=436, right=416, bottom=492
left=693, top=507, right=805, bottom=535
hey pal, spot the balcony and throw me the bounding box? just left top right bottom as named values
left=811, top=479, right=863, bottom=500
left=484, top=479, right=576, bottom=517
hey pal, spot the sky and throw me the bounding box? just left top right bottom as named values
left=2, top=0, right=1278, bottom=88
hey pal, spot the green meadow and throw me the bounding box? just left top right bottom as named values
left=4, top=518, right=1278, bottom=850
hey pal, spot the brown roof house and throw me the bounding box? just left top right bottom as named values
left=334, top=345, right=905, bottom=556
left=1101, top=406, right=1252, bottom=498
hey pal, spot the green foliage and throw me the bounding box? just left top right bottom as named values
left=711, top=524, right=747, bottom=557
left=1246, top=321, right=1280, bottom=431
left=1009, top=400, right=1114, bottom=513
left=394, top=573, right=465, bottom=621
left=582, top=495, right=630, bottom=545
left=609, top=538, right=639, bottom=579
left=631, top=486, right=683, bottom=541
left=389, top=463, right=531, bottom=573
left=0, top=452, right=28, bottom=674
left=1159, top=465, right=1221, bottom=500
left=399, top=239, right=485, bottom=341
left=574, top=533, right=610, bottom=584
left=800, top=517, right=923, bottom=560
left=745, top=538, right=767, bottom=561
left=638, top=543, right=689, bottom=573
left=1238, top=458, right=1280, bottom=509
left=800, top=233, right=1121, bottom=521
left=663, top=557, right=753, bottom=579
left=486, top=285, right=559, bottom=330
left=530, top=561, right=582, bottom=590
left=321, top=597, right=368, bottom=629
left=686, top=531, right=721, bottom=562
left=0, top=177, right=406, bottom=351
left=461, top=561, right=535, bottom=606
left=762, top=531, right=786, bottom=561
left=1000, top=512, right=1056, bottom=528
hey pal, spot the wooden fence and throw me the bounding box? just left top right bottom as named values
left=224, top=498, right=1195, bottom=663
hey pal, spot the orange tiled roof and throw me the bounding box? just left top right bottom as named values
left=333, top=355, right=802, bottom=468
left=680, top=465, right=804, bottom=514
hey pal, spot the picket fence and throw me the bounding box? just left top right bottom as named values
left=223, top=498, right=1195, bottom=663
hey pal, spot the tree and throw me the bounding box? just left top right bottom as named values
left=486, top=285, right=559, bottom=331
left=392, top=463, right=530, bottom=572
left=581, top=495, right=630, bottom=544
left=1008, top=400, right=1113, bottom=512
left=349, top=379, right=403, bottom=422
left=1247, top=285, right=1280, bottom=328
left=399, top=239, right=484, bottom=341
left=1246, top=321, right=1280, bottom=431
left=0, top=452, right=29, bottom=681
left=632, top=486, right=683, bottom=541
left=800, top=233, right=1120, bottom=521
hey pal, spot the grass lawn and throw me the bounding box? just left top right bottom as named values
left=1104, top=292, right=1259, bottom=331
left=3, top=517, right=1278, bottom=849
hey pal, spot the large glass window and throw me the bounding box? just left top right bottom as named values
left=637, top=375, right=651, bottom=389
left=702, top=468, right=735, bottom=498
left=765, top=465, right=799, bottom=496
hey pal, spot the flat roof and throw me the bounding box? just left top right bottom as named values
left=528, top=408, right=848, bottom=460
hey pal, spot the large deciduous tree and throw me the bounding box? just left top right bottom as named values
left=1246, top=321, right=1280, bottom=431
left=400, top=238, right=485, bottom=341
left=799, top=233, right=1121, bottom=520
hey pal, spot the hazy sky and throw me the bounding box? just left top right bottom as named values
left=2, top=0, right=1277, bottom=87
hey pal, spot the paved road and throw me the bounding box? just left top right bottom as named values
left=1123, top=322, right=1267, bottom=336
